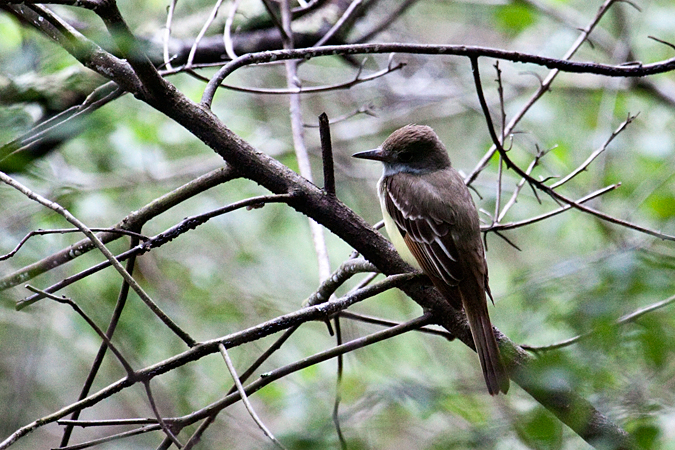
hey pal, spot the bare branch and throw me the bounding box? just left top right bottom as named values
left=496, top=147, right=544, bottom=222
left=1, top=83, right=122, bottom=160
left=488, top=184, right=620, bottom=233
left=338, top=311, right=454, bottom=340
left=279, top=0, right=333, bottom=285
left=332, top=317, right=347, bottom=450
left=0, top=273, right=418, bottom=450
left=304, top=103, right=377, bottom=127
left=313, top=0, right=364, bottom=47
left=1, top=166, right=237, bottom=292
left=162, top=0, right=178, bottom=70
left=354, top=0, right=420, bottom=43
left=60, top=239, right=140, bottom=447
left=180, top=60, right=405, bottom=95
left=648, top=35, right=675, bottom=52
left=143, top=381, right=183, bottom=448
left=3, top=4, right=142, bottom=93
left=523, top=293, right=675, bottom=352
left=469, top=56, right=675, bottom=242
left=201, top=43, right=675, bottom=107
left=304, top=259, right=378, bottom=307
left=16, top=193, right=294, bottom=309
left=56, top=425, right=161, bottom=450
left=219, top=344, right=287, bottom=449
left=176, top=314, right=434, bottom=433
left=467, top=0, right=625, bottom=184
left=25, top=285, right=134, bottom=376
left=0, top=228, right=147, bottom=261
left=223, top=0, right=242, bottom=60
left=187, top=0, right=226, bottom=68
left=551, top=113, right=637, bottom=188
left=0, top=170, right=196, bottom=346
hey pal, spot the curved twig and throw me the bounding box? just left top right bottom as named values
left=523, top=293, right=675, bottom=352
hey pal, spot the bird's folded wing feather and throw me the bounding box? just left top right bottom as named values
left=382, top=174, right=466, bottom=291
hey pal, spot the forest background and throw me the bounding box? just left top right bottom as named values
left=1, top=0, right=675, bottom=449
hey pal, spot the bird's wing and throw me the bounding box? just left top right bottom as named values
left=382, top=172, right=467, bottom=290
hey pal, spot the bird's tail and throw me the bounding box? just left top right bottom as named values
left=428, top=273, right=509, bottom=395
left=463, top=295, right=510, bottom=395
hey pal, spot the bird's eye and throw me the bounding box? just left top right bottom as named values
left=398, top=151, right=413, bottom=162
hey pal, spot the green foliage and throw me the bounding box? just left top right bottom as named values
left=1, top=0, right=675, bottom=448
left=626, top=417, right=662, bottom=450
left=493, top=2, right=537, bottom=36
left=515, top=406, right=563, bottom=450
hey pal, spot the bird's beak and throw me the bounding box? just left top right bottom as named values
left=352, top=147, right=386, bottom=161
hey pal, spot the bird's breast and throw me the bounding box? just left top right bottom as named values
left=377, top=178, right=422, bottom=269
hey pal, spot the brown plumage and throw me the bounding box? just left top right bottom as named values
left=353, top=124, right=509, bottom=395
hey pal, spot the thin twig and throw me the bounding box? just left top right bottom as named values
left=0, top=170, right=196, bottom=346
left=186, top=0, right=225, bottom=68
left=58, top=418, right=159, bottom=427
left=190, top=59, right=404, bottom=95
left=223, top=0, right=242, bottom=60
left=354, top=0, right=420, bottom=43
left=1, top=83, right=122, bottom=159
left=55, top=425, right=161, bottom=450
left=204, top=314, right=434, bottom=423
left=183, top=413, right=217, bottom=450
left=523, top=293, right=675, bottom=352
left=466, top=0, right=623, bottom=184
left=226, top=326, right=300, bottom=397
left=219, top=344, right=287, bottom=449
left=280, top=0, right=332, bottom=284
left=260, top=0, right=288, bottom=41
left=304, top=259, right=378, bottom=307
left=25, top=286, right=135, bottom=375
left=59, top=238, right=139, bottom=447
left=332, top=317, right=347, bottom=450
left=648, top=35, right=675, bottom=52
left=497, top=147, right=545, bottom=222
left=162, top=0, right=178, bottom=70
left=16, top=193, right=294, bottom=309
left=200, top=39, right=675, bottom=108
left=0, top=273, right=419, bottom=450
left=143, top=380, right=183, bottom=448
left=338, top=311, right=454, bottom=340
left=2, top=166, right=238, bottom=292
left=49, top=311, right=433, bottom=449
left=1, top=228, right=147, bottom=261
left=488, top=184, right=619, bottom=233
left=470, top=57, right=675, bottom=242
left=304, top=103, right=377, bottom=127
left=551, top=113, right=636, bottom=188
left=313, top=0, right=364, bottom=47
left=492, top=61, right=506, bottom=224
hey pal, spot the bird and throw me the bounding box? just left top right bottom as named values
left=352, top=124, right=509, bottom=395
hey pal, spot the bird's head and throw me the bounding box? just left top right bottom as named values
left=352, top=124, right=451, bottom=175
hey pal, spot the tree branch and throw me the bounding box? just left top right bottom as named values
left=1, top=166, right=237, bottom=291
left=202, top=43, right=675, bottom=107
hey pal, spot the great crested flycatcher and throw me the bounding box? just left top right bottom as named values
left=353, top=124, right=509, bottom=395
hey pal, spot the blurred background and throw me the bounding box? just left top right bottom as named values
left=1, top=0, right=675, bottom=448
